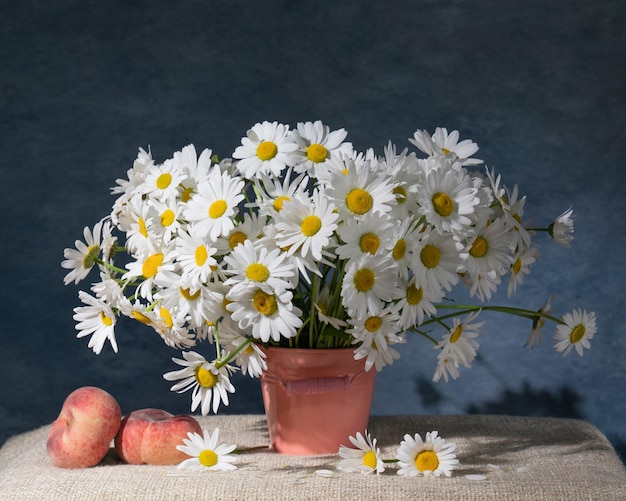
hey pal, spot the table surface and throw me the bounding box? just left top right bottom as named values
left=1, top=414, right=625, bottom=501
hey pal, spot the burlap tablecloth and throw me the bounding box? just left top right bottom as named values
left=1, top=414, right=625, bottom=500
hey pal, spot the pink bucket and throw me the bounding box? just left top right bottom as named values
left=260, top=347, right=377, bottom=455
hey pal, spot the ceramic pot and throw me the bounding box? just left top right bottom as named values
left=260, top=346, right=377, bottom=455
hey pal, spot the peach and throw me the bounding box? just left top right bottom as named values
left=46, top=386, right=122, bottom=468
left=114, top=408, right=202, bottom=465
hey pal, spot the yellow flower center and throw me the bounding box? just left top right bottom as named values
left=246, top=263, right=270, bottom=282
left=229, top=231, right=247, bottom=249
left=82, top=244, right=100, bottom=269
left=256, top=141, right=278, bottom=161
left=159, top=307, right=173, bottom=329
left=512, top=257, right=522, bottom=275
left=142, top=253, right=164, bottom=278
left=450, top=324, right=463, bottom=343
left=354, top=268, right=375, bottom=292
left=346, top=188, right=373, bottom=215
left=306, top=143, right=328, bottom=163
left=160, top=209, right=175, bottom=227
left=253, top=290, right=278, bottom=316
left=180, top=287, right=201, bottom=301
left=365, top=316, right=382, bottom=332
left=156, top=172, right=172, bottom=190
left=181, top=186, right=194, bottom=203
left=393, top=185, right=407, bottom=204
left=415, top=450, right=439, bottom=472
left=195, top=245, right=208, bottom=266
left=138, top=217, right=148, bottom=238
left=420, top=245, right=440, bottom=269
left=570, top=324, right=586, bottom=344
left=392, top=238, right=407, bottom=261
left=99, top=310, right=113, bottom=326
left=432, top=192, right=454, bottom=217
left=209, top=200, right=227, bottom=219
left=195, top=366, right=217, bottom=388
left=406, top=284, right=423, bottom=305
left=469, top=236, right=488, bottom=258
left=271, top=195, right=289, bottom=212
left=198, top=449, right=218, bottom=467
left=362, top=450, right=378, bottom=469
left=301, top=215, right=322, bottom=237
left=442, top=148, right=451, bottom=155
left=359, top=233, right=381, bottom=254
left=132, top=310, right=152, bottom=325
left=244, top=344, right=255, bottom=355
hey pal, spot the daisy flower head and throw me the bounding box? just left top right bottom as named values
left=549, top=206, right=575, bottom=247
left=396, top=431, right=459, bottom=477
left=273, top=188, right=339, bottom=261
left=121, top=245, right=177, bottom=301
left=173, top=144, right=214, bottom=203
left=174, top=227, right=219, bottom=290
left=411, top=230, right=465, bottom=293
left=508, top=245, right=539, bottom=297
left=214, top=211, right=265, bottom=255
left=249, top=167, right=309, bottom=219
left=222, top=238, right=296, bottom=296
left=62, top=219, right=107, bottom=285
left=396, top=277, right=444, bottom=329
left=177, top=427, right=237, bottom=472
left=163, top=351, right=236, bottom=415
left=341, top=253, right=400, bottom=319
left=326, top=155, right=397, bottom=221
left=417, top=166, right=479, bottom=235
left=139, top=157, right=186, bottom=202
left=227, top=287, right=303, bottom=343
left=554, top=308, right=596, bottom=356
left=183, top=167, right=246, bottom=242
left=464, top=218, right=515, bottom=277
left=338, top=431, right=385, bottom=475
left=433, top=311, right=483, bottom=382
left=232, top=121, right=298, bottom=179
left=410, top=127, right=482, bottom=166
left=73, top=290, right=118, bottom=354
left=335, top=212, right=395, bottom=261
left=290, top=120, right=353, bottom=179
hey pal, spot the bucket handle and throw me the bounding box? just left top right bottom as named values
left=284, top=375, right=357, bottom=395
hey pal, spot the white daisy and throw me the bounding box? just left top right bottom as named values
left=410, top=127, right=482, bottom=166
left=73, top=290, right=118, bottom=354
left=273, top=189, right=339, bottom=261
left=233, top=121, right=298, bottom=179
left=554, top=308, right=596, bottom=356
left=174, top=227, right=219, bottom=290
left=213, top=211, right=265, bottom=255
left=249, top=167, right=309, bottom=219
left=183, top=167, right=245, bottom=242
left=139, top=157, right=186, bottom=202
left=62, top=219, right=106, bottom=285
left=219, top=332, right=267, bottom=378
left=417, top=166, right=479, bottom=235
left=464, top=219, right=514, bottom=277
left=338, top=431, right=385, bottom=474
left=223, top=238, right=296, bottom=295
left=163, top=351, right=236, bottom=415
left=462, top=270, right=502, bottom=302
left=411, top=230, right=465, bottom=293
left=396, top=277, right=444, bottom=329
left=507, top=246, right=539, bottom=297
left=336, top=212, right=394, bottom=260
left=549, top=206, right=575, bottom=247
left=326, top=156, right=397, bottom=220
left=227, top=287, right=303, bottom=342
left=433, top=311, right=483, bottom=382
left=173, top=144, right=214, bottom=204
left=341, top=254, right=400, bottom=319
left=122, top=247, right=176, bottom=301
left=396, top=431, right=459, bottom=477
left=177, top=428, right=237, bottom=471
left=290, top=120, right=353, bottom=180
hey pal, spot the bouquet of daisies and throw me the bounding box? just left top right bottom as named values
left=62, top=121, right=596, bottom=415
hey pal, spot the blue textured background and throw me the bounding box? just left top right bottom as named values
left=2, top=1, right=625, bottom=462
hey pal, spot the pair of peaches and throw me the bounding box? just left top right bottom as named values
left=46, top=386, right=202, bottom=468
